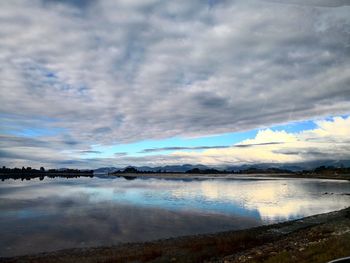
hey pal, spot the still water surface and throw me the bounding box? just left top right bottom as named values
left=0, top=175, right=349, bottom=257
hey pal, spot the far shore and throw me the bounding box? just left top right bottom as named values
left=109, top=172, right=350, bottom=181
left=2, top=207, right=350, bottom=263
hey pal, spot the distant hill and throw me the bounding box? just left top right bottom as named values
left=95, top=160, right=350, bottom=175
left=225, top=160, right=350, bottom=172
left=107, top=165, right=294, bottom=175
left=96, top=164, right=211, bottom=174
left=94, top=167, right=120, bottom=174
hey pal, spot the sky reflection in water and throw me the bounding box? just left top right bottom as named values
left=0, top=176, right=349, bottom=257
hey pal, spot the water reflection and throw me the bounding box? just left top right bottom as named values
left=0, top=176, right=349, bottom=257
left=197, top=179, right=350, bottom=221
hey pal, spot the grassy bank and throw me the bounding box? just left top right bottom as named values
left=1, top=207, right=349, bottom=263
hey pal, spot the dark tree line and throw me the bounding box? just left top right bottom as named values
left=0, top=166, right=94, bottom=181
left=109, top=166, right=293, bottom=175
left=109, top=165, right=350, bottom=176
left=298, top=165, right=350, bottom=175
left=2, top=164, right=349, bottom=182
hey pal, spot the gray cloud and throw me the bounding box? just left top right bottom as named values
left=264, top=0, right=350, bottom=7
left=1, top=0, right=350, bottom=167
left=140, top=146, right=230, bottom=153
left=0, top=135, right=48, bottom=148
left=80, top=150, right=102, bottom=154
left=41, top=0, right=95, bottom=9
left=234, top=142, right=284, bottom=148
left=273, top=144, right=350, bottom=160
left=114, top=152, right=128, bottom=157
left=140, top=142, right=283, bottom=153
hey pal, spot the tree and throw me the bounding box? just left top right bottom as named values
left=123, top=167, right=139, bottom=173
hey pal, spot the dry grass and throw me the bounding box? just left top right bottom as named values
left=260, top=233, right=350, bottom=263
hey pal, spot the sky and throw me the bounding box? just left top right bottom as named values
left=0, top=0, right=350, bottom=169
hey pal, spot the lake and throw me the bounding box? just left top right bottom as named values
left=0, top=175, right=349, bottom=257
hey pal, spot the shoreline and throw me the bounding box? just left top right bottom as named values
left=1, top=172, right=349, bottom=182
left=109, top=172, right=350, bottom=181
left=2, top=207, right=350, bottom=263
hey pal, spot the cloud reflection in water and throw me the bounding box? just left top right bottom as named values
left=0, top=176, right=349, bottom=257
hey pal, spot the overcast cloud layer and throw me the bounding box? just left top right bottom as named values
left=1, top=0, right=350, bottom=168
